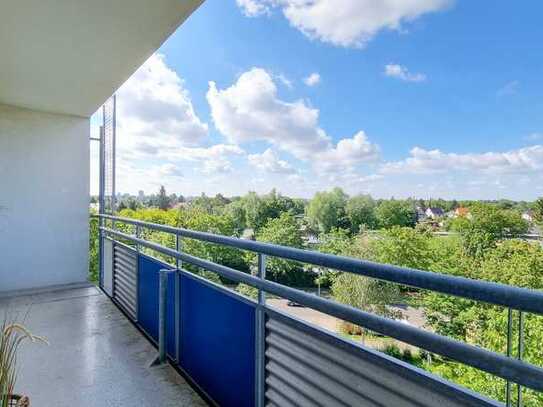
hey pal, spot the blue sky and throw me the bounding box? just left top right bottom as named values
left=91, top=0, right=543, bottom=200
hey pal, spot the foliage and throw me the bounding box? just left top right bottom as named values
left=367, top=227, right=432, bottom=271
left=157, top=185, right=171, bottom=210
left=422, top=240, right=543, bottom=404
left=253, top=213, right=310, bottom=285
left=375, top=200, right=416, bottom=229
left=236, top=283, right=258, bottom=300
left=1, top=319, right=47, bottom=405
left=332, top=273, right=402, bottom=321
left=313, top=228, right=353, bottom=286
left=345, top=194, right=378, bottom=232
left=533, top=197, right=543, bottom=223
left=89, top=216, right=99, bottom=283
left=449, top=203, right=529, bottom=257
left=306, top=187, right=349, bottom=233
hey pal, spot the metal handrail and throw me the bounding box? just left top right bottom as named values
left=100, top=225, right=543, bottom=392
left=99, top=214, right=543, bottom=315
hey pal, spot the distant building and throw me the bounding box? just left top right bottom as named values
left=415, top=206, right=428, bottom=221
left=138, top=190, right=145, bottom=202
left=522, top=211, right=534, bottom=223
left=455, top=207, right=471, bottom=218
left=425, top=207, right=445, bottom=219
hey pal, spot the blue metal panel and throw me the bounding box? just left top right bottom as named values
left=137, top=255, right=176, bottom=358
left=179, top=274, right=256, bottom=407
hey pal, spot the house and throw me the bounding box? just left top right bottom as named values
left=455, top=207, right=471, bottom=218
left=425, top=207, right=445, bottom=219
left=416, top=206, right=428, bottom=221
left=522, top=210, right=534, bottom=223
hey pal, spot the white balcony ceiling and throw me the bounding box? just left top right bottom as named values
left=0, top=0, right=203, bottom=117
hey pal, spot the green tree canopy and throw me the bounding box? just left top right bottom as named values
left=375, top=200, right=416, bottom=229
left=254, top=212, right=308, bottom=285
left=346, top=194, right=378, bottom=232
left=307, top=187, right=349, bottom=233
left=449, top=203, right=529, bottom=257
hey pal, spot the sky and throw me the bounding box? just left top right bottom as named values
left=90, top=0, right=543, bottom=200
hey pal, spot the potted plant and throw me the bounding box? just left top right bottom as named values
left=1, top=317, right=47, bottom=407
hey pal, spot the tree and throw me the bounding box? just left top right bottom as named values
left=243, top=192, right=267, bottom=230
left=313, top=228, right=353, bottom=286
left=367, top=226, right=432, bottom=271
left=375, top=200, right=416, bottom=229
left=157, top=185, right=170, bottom=210
left=449, top=203, right=529, bottom=257
left=533, top=197, right=543, bottom=223
left=346, top=195, right=377, bottom=232
left=423, top=240, right=543, bottom=405
left=254, top=213, right=308, bottom=285
left=307, top=188, right=349, bottom=233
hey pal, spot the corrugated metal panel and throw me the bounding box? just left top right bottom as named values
left=265, top=309, right=499, bottom=407
left=113, top=244, right=137, bottom=320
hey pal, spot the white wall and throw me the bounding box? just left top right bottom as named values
left=0, top=104, right=89, bottom=292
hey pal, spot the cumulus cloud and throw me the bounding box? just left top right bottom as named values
left=304, top=72, right=321, bottom=86
left=114, top=54, right=245, bottom=176
left=381, top=145, right=543, bottom=175
left=237, top=0, right=451, bottom=48
left=117, top=53, right=208, bottom=147
left=384, top=64, right=426, bottom=82
left=207, top=67, right=379, bottom=172
left=248, top=149, right=297, bottom=174
left=236, top=0, right=270, bottom=16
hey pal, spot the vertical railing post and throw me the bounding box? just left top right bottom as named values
left=135, top=225, right=141, bottom=321
left=506, top=307, right=513, bottom=407
left=255, top=253, right=267, bottom=407
left=155, top=268, right=173, bottom=366
left=175, top=234, right=182, bottom=362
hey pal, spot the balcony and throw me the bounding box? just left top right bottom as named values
left=6, top=214, right=542, bottom=406
left=0, top=286, right=206, bottom=407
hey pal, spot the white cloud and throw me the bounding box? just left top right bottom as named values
left=384, top=64, right=426, bottom=82
left=207, top=67, right=379, bottom=172
left=117, top=54, right=208, bottom=147
left=381, top=145, right=543, bottom=175
left=248, top=149, right=297, bottom=174
left=113, top=54, right=246, bottom=180
left=304, top=72, right=321, bottom=86
left=237, top=0, right=451, bottom=48
left=276, top=73, right=293, bottom=89
left=236, top=0, right=270, bottom=16
left=158, top=163, right=183, bottom=178
left=318, top=131, right=380, bottom=173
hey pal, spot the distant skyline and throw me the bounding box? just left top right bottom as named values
left=91, top=0, right=543, bottom=200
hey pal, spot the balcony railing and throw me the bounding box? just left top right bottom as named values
left=98, top=214, right=543, bottom=407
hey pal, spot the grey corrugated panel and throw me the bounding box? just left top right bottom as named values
left=265, top=311, right=500, bottom=407
left=266, top=327, right=416, bottom=406
left=266, top=375, right=322, bottom=407
left=113, top=271, right=137, bottom=289
left=114, top=245, right=137, bottom=260
left=114, top=282, right=137, bottom=302
left=265, top=388, right=297, bottom=407
left=114, top=264, right=137, bottom=284
left=114, top=257, right=136, bottom=271
left=115, top=246, right=136, bottom=263
left=114, top=253, right=136, bottom=269
left=115, top=294, right=136, bottom=317
left=113, top=245, right=138, bottom=320
left=266, top=340, right=389, bottom=406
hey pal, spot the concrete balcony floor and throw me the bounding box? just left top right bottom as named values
left=0, top=286, right=206, bottom=407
